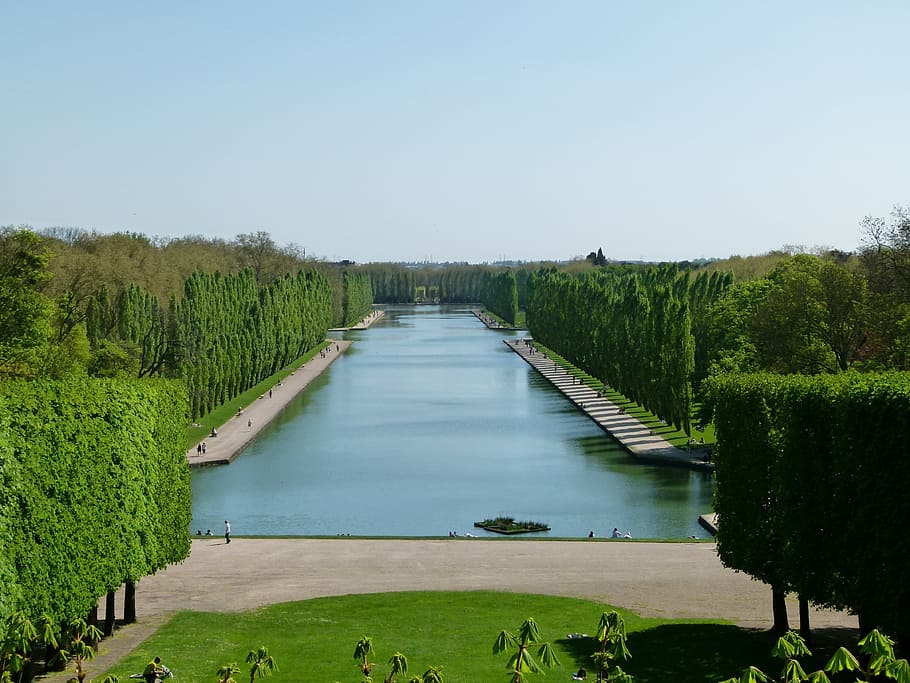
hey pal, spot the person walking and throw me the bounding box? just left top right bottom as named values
left=224, top=519, right=231, bottom=544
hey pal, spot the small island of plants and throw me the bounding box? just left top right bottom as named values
left=474, top=516, right=550, bottom=535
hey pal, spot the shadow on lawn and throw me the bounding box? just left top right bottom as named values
left=559, top=624, right=861, bottom=683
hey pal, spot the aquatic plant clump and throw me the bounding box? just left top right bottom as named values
left=475, top=517, right=550, bottom=534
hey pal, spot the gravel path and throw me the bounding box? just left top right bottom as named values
left=135, top=538, right=855, bottom=630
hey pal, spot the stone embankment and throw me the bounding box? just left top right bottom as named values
left=330, top=307, right=385, bottom=331
left=472, top=309, right=518, bottom=330
left=504, top=339, right=713, bottom=471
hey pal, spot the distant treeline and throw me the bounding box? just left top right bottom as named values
left=358, top=264, right=522, bottom=325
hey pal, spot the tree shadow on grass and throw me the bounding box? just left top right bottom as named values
left=625, top=624, right=776, bottom=682
left=558, top=624, right=831, bottom=682
left=620, top=624, right=860, bottom=683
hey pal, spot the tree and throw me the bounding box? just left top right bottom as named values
left=216, top=663, right=240, bottom=683
left=813, top=260, right=868, bottom=371
left=0, top=227, right=52, bottom=375
left=493, top=618, right=560, bottom=682
left=587, top=248, right=607, bottom=266
left=385, top=652, right=409, bottom=682
left=354, top=635, right=375, bottom=677
left=750, top=256, right=867, bottom=373
left=860, top=204, right=910, bottom=300
left=592, top=611, right=633, bottom=682
left=0, top=611, right=57, bottom=683
left=53, top=617, right=103, bottom=683
left=416, top=665, right=445, bottom=683
left=706, top=371, right=910, bottom=637
left=245, top=646, right=277, bottom=683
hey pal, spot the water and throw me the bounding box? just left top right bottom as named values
left=191, top=305, right=714, bottom=538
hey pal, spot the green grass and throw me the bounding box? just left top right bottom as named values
left=101, top=592, right=790, bottom=683
left=532, top=344, right=715, bottom=447
left=185, top=342, right=333, bottom=449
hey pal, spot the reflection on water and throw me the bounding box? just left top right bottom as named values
left=191, top=305, right=714, bottom=538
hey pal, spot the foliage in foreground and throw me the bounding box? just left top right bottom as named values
left=493, top=617, right=560, bottom=682
left=720, top=629, right=909, bottom=683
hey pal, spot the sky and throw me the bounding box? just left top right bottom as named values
left=2, top=2, right=908, bottom=264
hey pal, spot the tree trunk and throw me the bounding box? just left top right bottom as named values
left=798, top=595, right=811, bottom=640
left=86, top=604, right=98, bottom=628
left=772, top=588, right=790, bottom=633
left=45, top=640, right=63, bottom=672
left=86, top=605, right=100, bottom=648
left=124, top=580, right=136, bottom=624
left=104, top=590, right=116, bottom=636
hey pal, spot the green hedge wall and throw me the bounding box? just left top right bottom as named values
left=707, top=372, right=910, bottom=636
left=0, top=377, right=190, bottom=624
left=483, top=271, right=518, bottom=325
left=342, top=271, right=373, bottom=327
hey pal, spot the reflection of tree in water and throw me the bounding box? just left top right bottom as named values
left=573, top=434, right=715, bottom=535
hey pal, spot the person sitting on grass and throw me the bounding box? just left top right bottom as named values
left=143, top=656, right=164, bottom=683
left=572, top=667, right=587, bottom=680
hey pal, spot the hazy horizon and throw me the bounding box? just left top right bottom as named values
left=3, top=2, right=907, bottom=263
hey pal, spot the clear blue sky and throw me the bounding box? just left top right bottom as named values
left=2, top=2, right=907, bottom=263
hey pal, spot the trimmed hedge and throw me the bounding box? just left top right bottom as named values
left=0, top=377, right=190, bottom=623
left=342, top=271, right=373, bottom=326
left=707, top=372, right=910, bottom=636
left=483, top=271, right=519, bottom=326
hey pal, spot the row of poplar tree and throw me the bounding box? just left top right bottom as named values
left=483, top=271, right=519, bottom=325
left=84, top=268, right=362, bottom=418
left=362, top=264, right=517, bottom=309
left=527, top=265, right=732, bottom=433
left=365, top=264, right=488, bottom=303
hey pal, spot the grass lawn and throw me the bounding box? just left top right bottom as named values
left=100, top=592, right=785, bottom=682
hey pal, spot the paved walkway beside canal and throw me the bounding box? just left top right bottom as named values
left=505, top=339, right=712, bottom=470
left=186, top=309, right=383, bottom=467
left=186, top=341, right=351, bottom=466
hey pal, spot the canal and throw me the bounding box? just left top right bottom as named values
left=191, top=305, right=714, bottom=538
